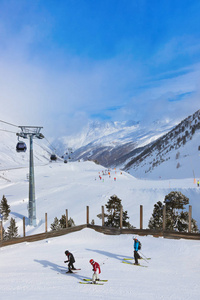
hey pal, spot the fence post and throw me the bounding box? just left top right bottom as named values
left=45, top=213, right=48, bottom=233
left=163, top=205, right=166, bottom=231
left=86, top=206, right=89, bottom=224
left=140, top=205, right=143, bottom=229
left=120, top=206, right=123, bottom=229
left=102, top=206, right=104, bottom=226
left=66, top=209, right=68, bottom=228
left=23, top=217, right=26, bottom=237
left=0, top=221, right=2, bottom=241
left=188, top=205, right=192, bottom=233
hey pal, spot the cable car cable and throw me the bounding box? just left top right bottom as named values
left=0, top=119, right=19, bottom=127
left=0, top=128, right=17, bottom=134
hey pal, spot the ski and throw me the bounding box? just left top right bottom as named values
left=79, top=281, right=104, bottom=285
left=122, top=261, right=148, bottom=268
left=60, top=268, right=81, bottom=273
left=83, top=279, right=108, bottom=282
left=66, top=271, right=78, bottom=274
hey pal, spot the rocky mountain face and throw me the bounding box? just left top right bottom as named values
left=65, top=109, right=200, bottom=179
left=124, top=109, right=200, bottom=179
left=65, top=119, right=176, bottom=167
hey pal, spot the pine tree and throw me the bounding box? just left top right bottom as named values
left=50, top=217, right=60, bottom=231
left=148, top=191, right=199, bottom=233
left=104, top=195, right=133, bottom=228
left=50, top=216, right=76, bottom=231
left=67, top=217, right=75, bottom=227
left=164, top=191, right=189, bottom=230
left=148, top=201, right=163, bottom=229
left=0, top=195, right=11, bottom=221
left=59, top=215, right=66, bottom=228
left=6, top=218, right=18, bottom=239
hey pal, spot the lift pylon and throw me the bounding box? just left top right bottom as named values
left=17, top=126, right=44, bottom=226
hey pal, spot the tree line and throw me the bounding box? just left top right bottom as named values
left=1, top=191, right=199, bottom=242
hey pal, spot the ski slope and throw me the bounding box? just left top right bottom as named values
left=0, top=229, right=200, bottom=300
left=0, top=161, right=200, bottom=299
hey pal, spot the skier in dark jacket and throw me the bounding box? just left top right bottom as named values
left=64, top=250, right=76, bottom=273
left=133, top=237, right=141, bottom=265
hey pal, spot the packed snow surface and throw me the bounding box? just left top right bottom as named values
left=0, top=161, right=200, bottom=299
left=1, top=229, right=200, bottom=300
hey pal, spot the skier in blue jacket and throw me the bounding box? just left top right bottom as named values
left=133, top=237, right=141, bottom=265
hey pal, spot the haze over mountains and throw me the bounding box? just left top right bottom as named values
left=54, top=109, right=200, bottom=180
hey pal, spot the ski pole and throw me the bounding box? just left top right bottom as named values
left=139, top=250, right=149, bottom=260
left=139, top=251, right=149, bottom=263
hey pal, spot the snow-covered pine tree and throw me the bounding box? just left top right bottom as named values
left=0, top=195, right=11, bottom=221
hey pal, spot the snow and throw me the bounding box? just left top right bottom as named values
left=0, top=159, right=200, bottom=299
left=0, top=229, right=200, bottom=299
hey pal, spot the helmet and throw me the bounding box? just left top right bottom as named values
left=65, top=250, right=69, bottom=255
left=133, top=236, right=137, bottom=240
left=89, top=259, right=94, bottom=264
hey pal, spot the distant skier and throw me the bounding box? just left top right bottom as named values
left=133, top=237, right=141, bottom=265
left=197, top=180, right=200, bottom=187
left=64, top=250, right=76, bottom=273
left=89, top=259, right=101, bottom=283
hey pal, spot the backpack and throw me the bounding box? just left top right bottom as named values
left=138, top=241, right=142, bottom=250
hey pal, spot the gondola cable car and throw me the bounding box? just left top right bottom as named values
left=50, top=154, right=57, bottom=161
left=16, top=141, right=27, bottom=153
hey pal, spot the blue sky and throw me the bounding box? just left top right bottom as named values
left=0, top=0, right=200, bottom=136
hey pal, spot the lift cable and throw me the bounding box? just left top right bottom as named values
left=0, top=119, right=19, bottom=128
left=44, top=136, right=57, bottom=152
left=0, top=128, right=17, bottom=134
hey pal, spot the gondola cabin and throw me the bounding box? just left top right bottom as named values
left=16, top=142, right=27, bottom=153
left=50, top=154, right=57, bottom=161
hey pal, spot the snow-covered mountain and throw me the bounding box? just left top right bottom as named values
left=54, top=110, right=200, bottom=180
left=56, top=119, right=176, bottom=166
left=125, top=109, right=200, bottom=179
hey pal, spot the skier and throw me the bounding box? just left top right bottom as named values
left=133, top=237, right=141, bottom=265
left=89, top=259, right=101, bottom=283
left=64, top=250, right=76, bottom=273
left=197, top=180, right=200, bottom=187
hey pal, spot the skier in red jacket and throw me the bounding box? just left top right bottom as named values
left=89, top=259, right=101, bottom=283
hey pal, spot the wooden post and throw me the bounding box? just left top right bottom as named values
left=86, top=206, right=89, bottom=224
left=0, top=221, right=2, bottom=241
left=66, top=209, right=68, bottom=228
left=23, top=217, right=26, bottom=237
left=45, top=213, right=48, bottom=233
left=140, top=205, right=143, bottom=229
left=120, top=206, right=123, bottom=229
left=188, top=205, right=192, bottom=233
left=163, top=205, right=166, bottom=231
left=102, top=206, right=104, bottom=226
